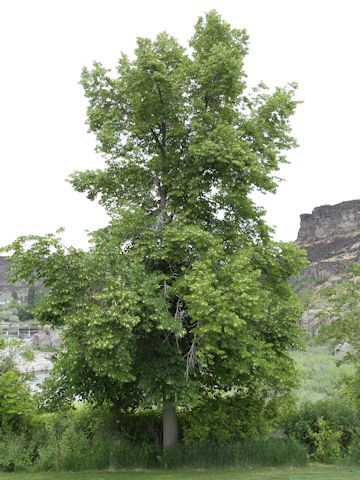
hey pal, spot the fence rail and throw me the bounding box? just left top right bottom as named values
left=0, top=322, right=40, bottom=338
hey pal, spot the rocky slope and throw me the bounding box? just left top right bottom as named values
left=295, top=199, right=360, bottom=333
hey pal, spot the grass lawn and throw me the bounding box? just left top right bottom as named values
left=1, top=465, right=360, bottom=480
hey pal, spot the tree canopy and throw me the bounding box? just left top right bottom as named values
left=3, top=11, right=305, bottom=447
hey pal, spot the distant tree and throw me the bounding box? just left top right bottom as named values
left=3, top=11, right=305, bottom=448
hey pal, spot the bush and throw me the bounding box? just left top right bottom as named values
left=0, top=433, right=32, bottom=471
left=32, top=407, right=158, bottom=471
left=182, top=394, right=278, bottom=444
left=34, top=409, right=100, bottom=471
left=0, top=367, right=33, bottom=431
left=36, top=423, right=93, bottom=471
left=310, top=417, right=341, bottom=463
left=281, top=399, right=359, bottom=457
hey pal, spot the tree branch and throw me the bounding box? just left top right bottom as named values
left=183, top=341, right=203, bottom=381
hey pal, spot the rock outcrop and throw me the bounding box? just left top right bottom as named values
left=297, top=200, right=360, bottom=244
left=296, top=200, right=360, bottom=288
left=295, top=199, right=360, bottom=332
left=32, top=325, right=61, bottom=349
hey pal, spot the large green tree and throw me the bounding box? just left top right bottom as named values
left=3, top=11, right=305, bottom=447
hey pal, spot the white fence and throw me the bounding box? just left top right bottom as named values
left=0, top=322, right=40, bottom=338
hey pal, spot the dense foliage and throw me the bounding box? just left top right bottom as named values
left=0, top=350, right=33, bottom=434
left=281, top=399, right=360, bottom=463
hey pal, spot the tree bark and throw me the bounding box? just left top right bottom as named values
left=163, top=399, right=178, bottom=449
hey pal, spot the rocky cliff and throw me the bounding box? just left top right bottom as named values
left=0, top=256, right=40, bottom=304
left=296, top=200, right=360, bottom=287
left=297, top=200, right=360, bottom=244
left=295, top=199, right=360, bottom=332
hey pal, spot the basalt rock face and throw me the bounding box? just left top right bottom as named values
left=295, top=200, right=360, bottom=333
left=297, top=200, right=360, bottom=244
left=0, top=256, right=41, bottom=304
left=296, top=200, right=360, bottom=287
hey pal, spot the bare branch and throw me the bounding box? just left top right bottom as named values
left=183, top=339, right=203, bottom=381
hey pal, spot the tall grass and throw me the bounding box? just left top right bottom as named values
left=292, top=345, right=353, bottom=403
left=0, top=426, right=306, bottom=472
left=35, top=437, right=306, bottom=471
left=162, top=439, right=307, bottom=468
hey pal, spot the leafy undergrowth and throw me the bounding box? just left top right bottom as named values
left=0, top=465, right=360, bottom=480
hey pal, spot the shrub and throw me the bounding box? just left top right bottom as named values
left=0, top=368, right=33, bottom=431
left=310, top=417, right=341, bottom=463
left=182, top=394, right=278, bottom=444
left=36, top=423, right=92, bottom=471
left=281, top=399, right=359, bottom=456
left=0, top=433, right=32, bottom=471
left=34, top=409, right=91, bottom=471
left=32, top=407, right=158, bottom=471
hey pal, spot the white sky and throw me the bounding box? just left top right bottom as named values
left=1, top=0, right=359, bottom=248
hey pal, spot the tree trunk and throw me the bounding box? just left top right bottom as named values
left=163, top=399, right=178, bottom=449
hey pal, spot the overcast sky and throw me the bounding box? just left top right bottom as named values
left=1, top=0, right=359, bottom=248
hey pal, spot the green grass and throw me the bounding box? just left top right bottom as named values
left=292, top=346, right=353, bottom=403
left=1, top=465, right=360, bottom=479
